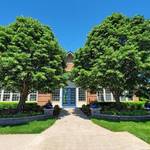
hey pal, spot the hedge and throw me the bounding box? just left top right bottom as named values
left=0, top=102, right=41, bottom=111
left=81, top=101, right=147, bottom=116
left=90, top=101, right=146, bottom=111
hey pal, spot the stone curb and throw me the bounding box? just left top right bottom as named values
left=93, top=114, right=150, bottom=121
left=0, top=114, right=51, bottom=126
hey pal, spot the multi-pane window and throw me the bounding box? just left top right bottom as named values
left=79, top=88, right=86, bottom=101
left=97, top=89, right=104, bottom=101
left=3, top=91, right=11, bottom=101
left=0, top=90, right=37, bottom=101
left=105, top=88, right=112, bottom=101
left=97, top=88, right=130, bottom=102
left=52, top=89, right=60, bottom=101
left=120, top=91, right=129, bottom=101
left=120, top=96, right=127, bottom=101
left=12, top=93, right=20, bottom=101
left=28, top=92, right=37, bottom=101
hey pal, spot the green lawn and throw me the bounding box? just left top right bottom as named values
left=92, top=118, right=150, bottom=144
left=0, top=118, right=56, bottom=134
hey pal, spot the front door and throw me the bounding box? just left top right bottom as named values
left=62, top=88, right=76, bottom=107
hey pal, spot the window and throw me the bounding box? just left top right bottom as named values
left=0, top=90, right=38, bottom=101
left=120, top=91, right=129, bottom=101
left=66, top=53, right=73, bottom=63
left=12, top=93, right=20, bottom=101
left=52, top=89, right=60, bottom=101
left=105, top=88, right=112, bottom=101
left=29, top=92, right=37, bottom=101
left=3, top=91, right=11, bottom=101
left=97, top=89, right=104, bottom=101
left=79, top=88, right=86, bottom=101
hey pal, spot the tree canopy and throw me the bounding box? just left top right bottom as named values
left=0, top=17, right=66, bottom=111
left=72, top=13, right=150, bottom=105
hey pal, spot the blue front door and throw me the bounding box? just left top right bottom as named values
left=62, top=88, right=76, bottom=107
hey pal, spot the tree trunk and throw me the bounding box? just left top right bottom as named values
left=16, top=83, right=29, bottom=113
left=113, top=92, right=122, bottom=111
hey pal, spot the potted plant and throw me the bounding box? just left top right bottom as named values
left=144, top=102, right=150, bottom=112
left=43, top=100, right=54, bottom=116
left=90, top=102, right=102, bottom=116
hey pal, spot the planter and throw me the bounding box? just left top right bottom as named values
left=0, top=114, right=51, bottom=126
left=93, top=114, right=150, bottom=121
left=90, top=108, right=101, bottom=116
left=44, top=108, right=54, bottom=116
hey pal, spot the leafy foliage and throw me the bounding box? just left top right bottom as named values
left=72, top=13, right=150, bottom=104
left=0, top=17, right=66, bottom=111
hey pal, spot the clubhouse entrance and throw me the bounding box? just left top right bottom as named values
left=51, top=81, right=87, bottom=108
left=62, top=88, right=76, bottom=107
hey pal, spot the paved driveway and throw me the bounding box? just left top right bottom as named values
left=0, top=109, right=150, bottom=150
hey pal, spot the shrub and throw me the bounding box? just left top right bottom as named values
left=0, top=102, right=18, bottom=109
left=123, top=101, right=145, bottom=110
left=0, top=102, right=43, bottom=113
left=140, top=97, right=150, bottom=102
left=24, top=103, right=42, bottom=112
left=53, top=105, right=61, bottom=117
left=89, top=101, right=145, bottom=111
left=101, top=110, right=149, bottom=116
left=81, top=104, right=91, bottom=116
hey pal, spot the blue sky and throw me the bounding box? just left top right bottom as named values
left=0, top=0, right=150, bottom=51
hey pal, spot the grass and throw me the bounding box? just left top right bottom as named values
left=0, top=118, right=56, bottom=134
left=92, top=118, right=150, bottom=144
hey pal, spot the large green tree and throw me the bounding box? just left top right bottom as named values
left=72, top=13, right=150, bottom=107
left=0, top=17, right=66, bottom=112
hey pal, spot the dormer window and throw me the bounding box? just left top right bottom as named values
left=66, top=52, right=73, bottom=63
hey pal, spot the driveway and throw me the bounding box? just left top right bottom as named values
left=0, top=109, right=150, bottom=150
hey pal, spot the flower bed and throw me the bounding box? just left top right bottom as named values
left=93, top=113, right=150, bottom=121
left=81, top=101, right=150, bottom=121
left=0, top=102, right=61, bottom=125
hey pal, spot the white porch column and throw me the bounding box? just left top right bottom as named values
left=36, top=91, right=38, bottom=101
left=125, top=97, right=129, bottom=101
left=76, top=87, right=79, bottom=107
left=103, top=89, right=106, bottom=101
left=27, top=94, right=30, bottom=101
left=111, top=93, right=114, bottom=101
left=0, top=90, right=4, bottom=101
left=60, top=88, right=63, bottom=108
left=10, top=92, right=13, bottom=101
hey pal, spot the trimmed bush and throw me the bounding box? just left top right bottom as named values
left=81, top=101, right=147, bottom=116
left=101, top=110, right=149, bottom=116
left=53, top=105, right=61, bottom=117
left=0, top=102, right=43, bottom=117
left=0, top=102, right=18, bottom=109
left=24, top=103, right=42, bottom=112
left=140, top=97, right=150, bottom=102
left=81, top=104, right=91, bottom=116
left=89, top=101, right=145, bottom=111
left=0, top=102, right=42, bottom=111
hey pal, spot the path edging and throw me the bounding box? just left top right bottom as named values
left=93, top=114, right=150, bottom=121
left=0, top=114, right=51, bottom=126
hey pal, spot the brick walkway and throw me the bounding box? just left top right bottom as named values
left=25, top=109, right=150, bottom=150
